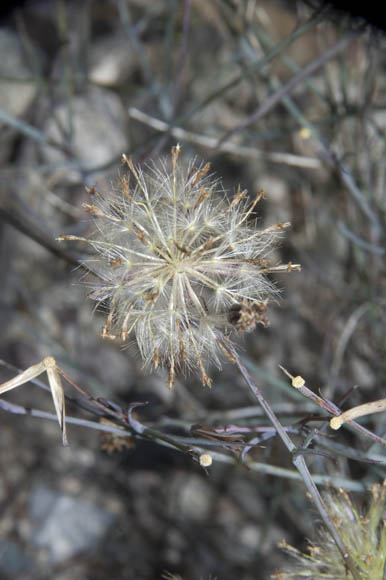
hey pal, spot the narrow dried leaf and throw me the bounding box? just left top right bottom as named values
left=44, top=357, right=68, bottom=446
left=0, top=357, right=68, bottom=446
left=330, top=398, right=386, bottom=430
left=0, top=360, right=46, bottom=395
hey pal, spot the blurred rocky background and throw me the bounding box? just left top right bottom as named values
left=0, top=1, right=385, bottom=579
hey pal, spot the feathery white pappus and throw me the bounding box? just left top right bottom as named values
left=58, top=145, right=300, bottom=388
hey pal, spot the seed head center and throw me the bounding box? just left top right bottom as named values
left=169, top=255, right=191, bottom=274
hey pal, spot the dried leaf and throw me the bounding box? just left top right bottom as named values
left=0, top=357, right=68, bottom=446
left=330, top=398, right=386, bottom=430
left=44, top=357, right=68, bottom=446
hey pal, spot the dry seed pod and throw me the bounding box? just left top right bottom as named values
left=59, top=146, right=299, bottom=387
left=273, top=481, right=386, bottom=579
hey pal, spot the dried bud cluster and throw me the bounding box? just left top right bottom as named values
left=59, top=146, right=299, bottom=387
left=273, top=481, right=386, bottom=579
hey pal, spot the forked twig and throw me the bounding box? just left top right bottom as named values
left=279, top=365, right=386, bottom=448
left=221, top=338, right=362, bottom=580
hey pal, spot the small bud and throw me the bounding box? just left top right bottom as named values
left=330, top=415, right=343, bottom=430
left=199, top=453, right=213, bottom=467
left=299, top=127, right=312, bottom=139
left=292, top=376, right=305, bottom=389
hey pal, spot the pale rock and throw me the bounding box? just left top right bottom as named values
left=171, top=474, right=213, bottom=522
left=42, top=87, right=128, bottom=180
left=0, top=28, right=38, bottom=120
left=88, top=33, right=133, bottom=86
left=29, top=486, right=114, bottom=563
left=351, top=356, right=375, bottom=389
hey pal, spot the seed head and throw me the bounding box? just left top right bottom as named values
left=272, top=481, right=386, bottom=579
left=58, top=145, right=299, bottom=387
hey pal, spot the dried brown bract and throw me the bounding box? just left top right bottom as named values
left=227, top=299, right=270, bottom=332
left=99, top=418, right=135, bottom=454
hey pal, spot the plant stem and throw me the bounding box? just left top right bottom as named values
left=223, top=338, right=361, bottom=580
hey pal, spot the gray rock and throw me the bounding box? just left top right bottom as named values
left=41, top=86, right=128, bottom=180
left=169, top=474, right=214, bottom=522
left=29, top=486, right=114, bottom=563
left=0, top=28, right=38, bottom=120
left=88, top=33, right=134, bottom=86
left=0, top=540, right=32, bottom=574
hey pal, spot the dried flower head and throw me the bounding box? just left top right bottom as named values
left=58, top=145, right=299, bottom=387
left=272, top=481, right=386, bottom=579
left=99, top=418, right=135, bottom=453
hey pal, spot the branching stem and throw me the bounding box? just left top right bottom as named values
left=223, top=338, right=362, bottom=580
